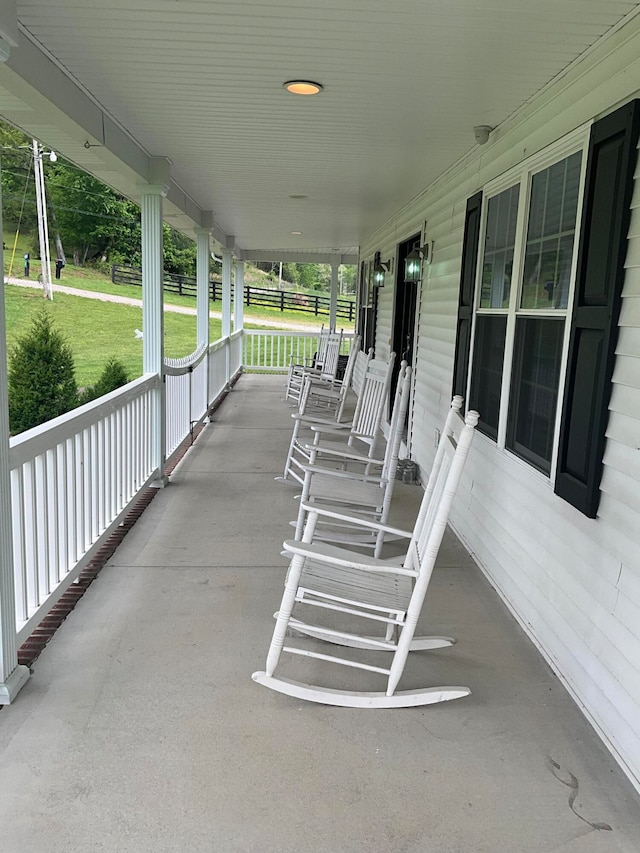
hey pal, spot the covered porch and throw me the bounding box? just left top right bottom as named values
left=0, top=373, right=638, bottom=852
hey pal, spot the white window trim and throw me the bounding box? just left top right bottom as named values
left=467, top=124, right=592, bottom=479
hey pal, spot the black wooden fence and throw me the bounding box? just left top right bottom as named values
left=111, top=265, right=356, bottom=322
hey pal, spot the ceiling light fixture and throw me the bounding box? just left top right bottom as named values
left=290, top=230, right=303, bottom=235
left=284, top=80, right=323, bottom=96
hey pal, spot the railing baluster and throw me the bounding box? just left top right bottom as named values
left=67, top=436, right=77, bottom=564
left=57, top=442, right=68, bottom=580
left=77, top=432, right=85, bottom=551
left=46, top=448, right=58, bottom=589
left=23, top=461, right=38, bottom=611
left=11, top=468, right=27, bottom=623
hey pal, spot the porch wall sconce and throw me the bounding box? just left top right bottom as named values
left=404, top=246, right=422, bottom=283
left=373, top=251, right=391, bottom=285
left=404, top=239, right=435, bottom=282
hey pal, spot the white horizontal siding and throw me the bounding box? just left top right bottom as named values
left=361, top=26, right=640, bottom=791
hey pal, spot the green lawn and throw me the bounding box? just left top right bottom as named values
left=4, top=285, right=216, bottom=386
left=3, top=231, right=351, bottom=331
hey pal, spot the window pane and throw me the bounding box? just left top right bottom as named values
left=480, top=185, right=519, bottom=308
left=520, top=151, right=581, bottom=310
left=507, top=318, right=565, bottom=473
left=469, top=315, right=507, bottom=440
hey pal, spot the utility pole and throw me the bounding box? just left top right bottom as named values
left=32, top=139, right=54, bottom=300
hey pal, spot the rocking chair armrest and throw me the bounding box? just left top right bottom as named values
left=292, top=363, right=322, bottom=375
left=308, top=422, right=354, bottom=434
left=306, top=383, right=341, bottom=398
left=299, top=501, right=413, bottom=539
left=298, top=464, right=384, bottom=486
left=290, top=413, right=346, bottom=426
left=301, top=443, right=384, bottom=466
left=307, top=377, right=341, bottom=390
left=283, top=539, right=417, bottom=577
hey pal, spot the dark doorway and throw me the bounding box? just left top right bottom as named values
left=390, top=233, right=421, bottom=414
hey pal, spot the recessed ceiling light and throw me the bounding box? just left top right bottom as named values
left=290, top=231, right=303, bottom=235
left=284, top=80, right=323, bottom=96
left=289, top=194, right=308, bottom=199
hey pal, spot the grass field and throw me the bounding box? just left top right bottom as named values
left=4, top=285, right=210, bottom=385
left=3, top=230, right=353, bottom=330
left=3, top=230, right=353, bottom=385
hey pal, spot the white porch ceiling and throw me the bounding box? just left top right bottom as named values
left=0, top=0, right=639, bottom=258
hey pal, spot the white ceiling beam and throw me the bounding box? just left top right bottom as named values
left=240, top=250, right=358, bottom=265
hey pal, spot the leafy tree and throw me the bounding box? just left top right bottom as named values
left=45, top=165, right=139, bottom=265
left=0, top=122, right=38, bottom=233
left=78, top=358, right=130, bottom=405
left=279, top=262, right=297, bottom=285
left=8, top=310, right=79, bottom=434
left=162, top=225, right=196, bottom=276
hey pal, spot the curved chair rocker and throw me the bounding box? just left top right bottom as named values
left=252, top=406, right=479, bottom=708
left=291, top=363, right=413, bottom=555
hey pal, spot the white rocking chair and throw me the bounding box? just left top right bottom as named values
left=252, top=405, right=479, bottom=708
left=285, top=330, right=342, bottom=405
left=297, top=335, right=363, bottom=424
left=281, top=353, right=395, bottom=486
left=291, top=363, right=413, bottom=555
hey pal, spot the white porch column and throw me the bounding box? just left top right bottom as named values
left=221, top=244, right=233, bottom=339
left=222, top=242, right=233, bottom=386
left=195, top=213, right=213, bottom=350
left=140, top=159, right=170, bottom=487
left=234, top=259, right=245, bottom=332
left=329, top=261, right=339, bottom=330
left=0, top=152, right=30, bottom=704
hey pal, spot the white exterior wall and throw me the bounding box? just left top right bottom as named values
left=361, top=17, right=640, bottom=790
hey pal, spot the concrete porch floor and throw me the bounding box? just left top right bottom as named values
left=0, top=374, right=639, bottom=852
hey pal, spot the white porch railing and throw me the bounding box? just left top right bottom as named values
left=9, top=374, right=158, bottom=643
left=164, top=343, right=208, bottom=459
left=242, top=329, right=355, bottom=373
left=6, top=327, right=355, bottom=655
left=164, top=331, right=244, bottom=459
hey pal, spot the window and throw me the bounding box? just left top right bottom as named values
left=453, top=101, right=640, bottom=516
left=468, top=149, right=584, bottom=475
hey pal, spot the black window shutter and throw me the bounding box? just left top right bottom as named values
left=452, top=191, right=483, bottom=398
left=555, top=100, right=640, bottom=517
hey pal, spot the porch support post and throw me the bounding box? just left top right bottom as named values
left=140, top=159, right=170, bottom=487
left=195, top=214, right=213, bottom=350
left=329, top=260, right=339, bottom=330
left=222, top=244, right=233, bottom=339
left=0, top=153, right=30, bottom=703
left=196, top=215, right=212, bottom=411
left=222, top=241, right=233, bottom=385
left=234, top=259, right=245, bottom=332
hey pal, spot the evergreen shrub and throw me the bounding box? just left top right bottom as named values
left=8, top=310, right=78, bottom=434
